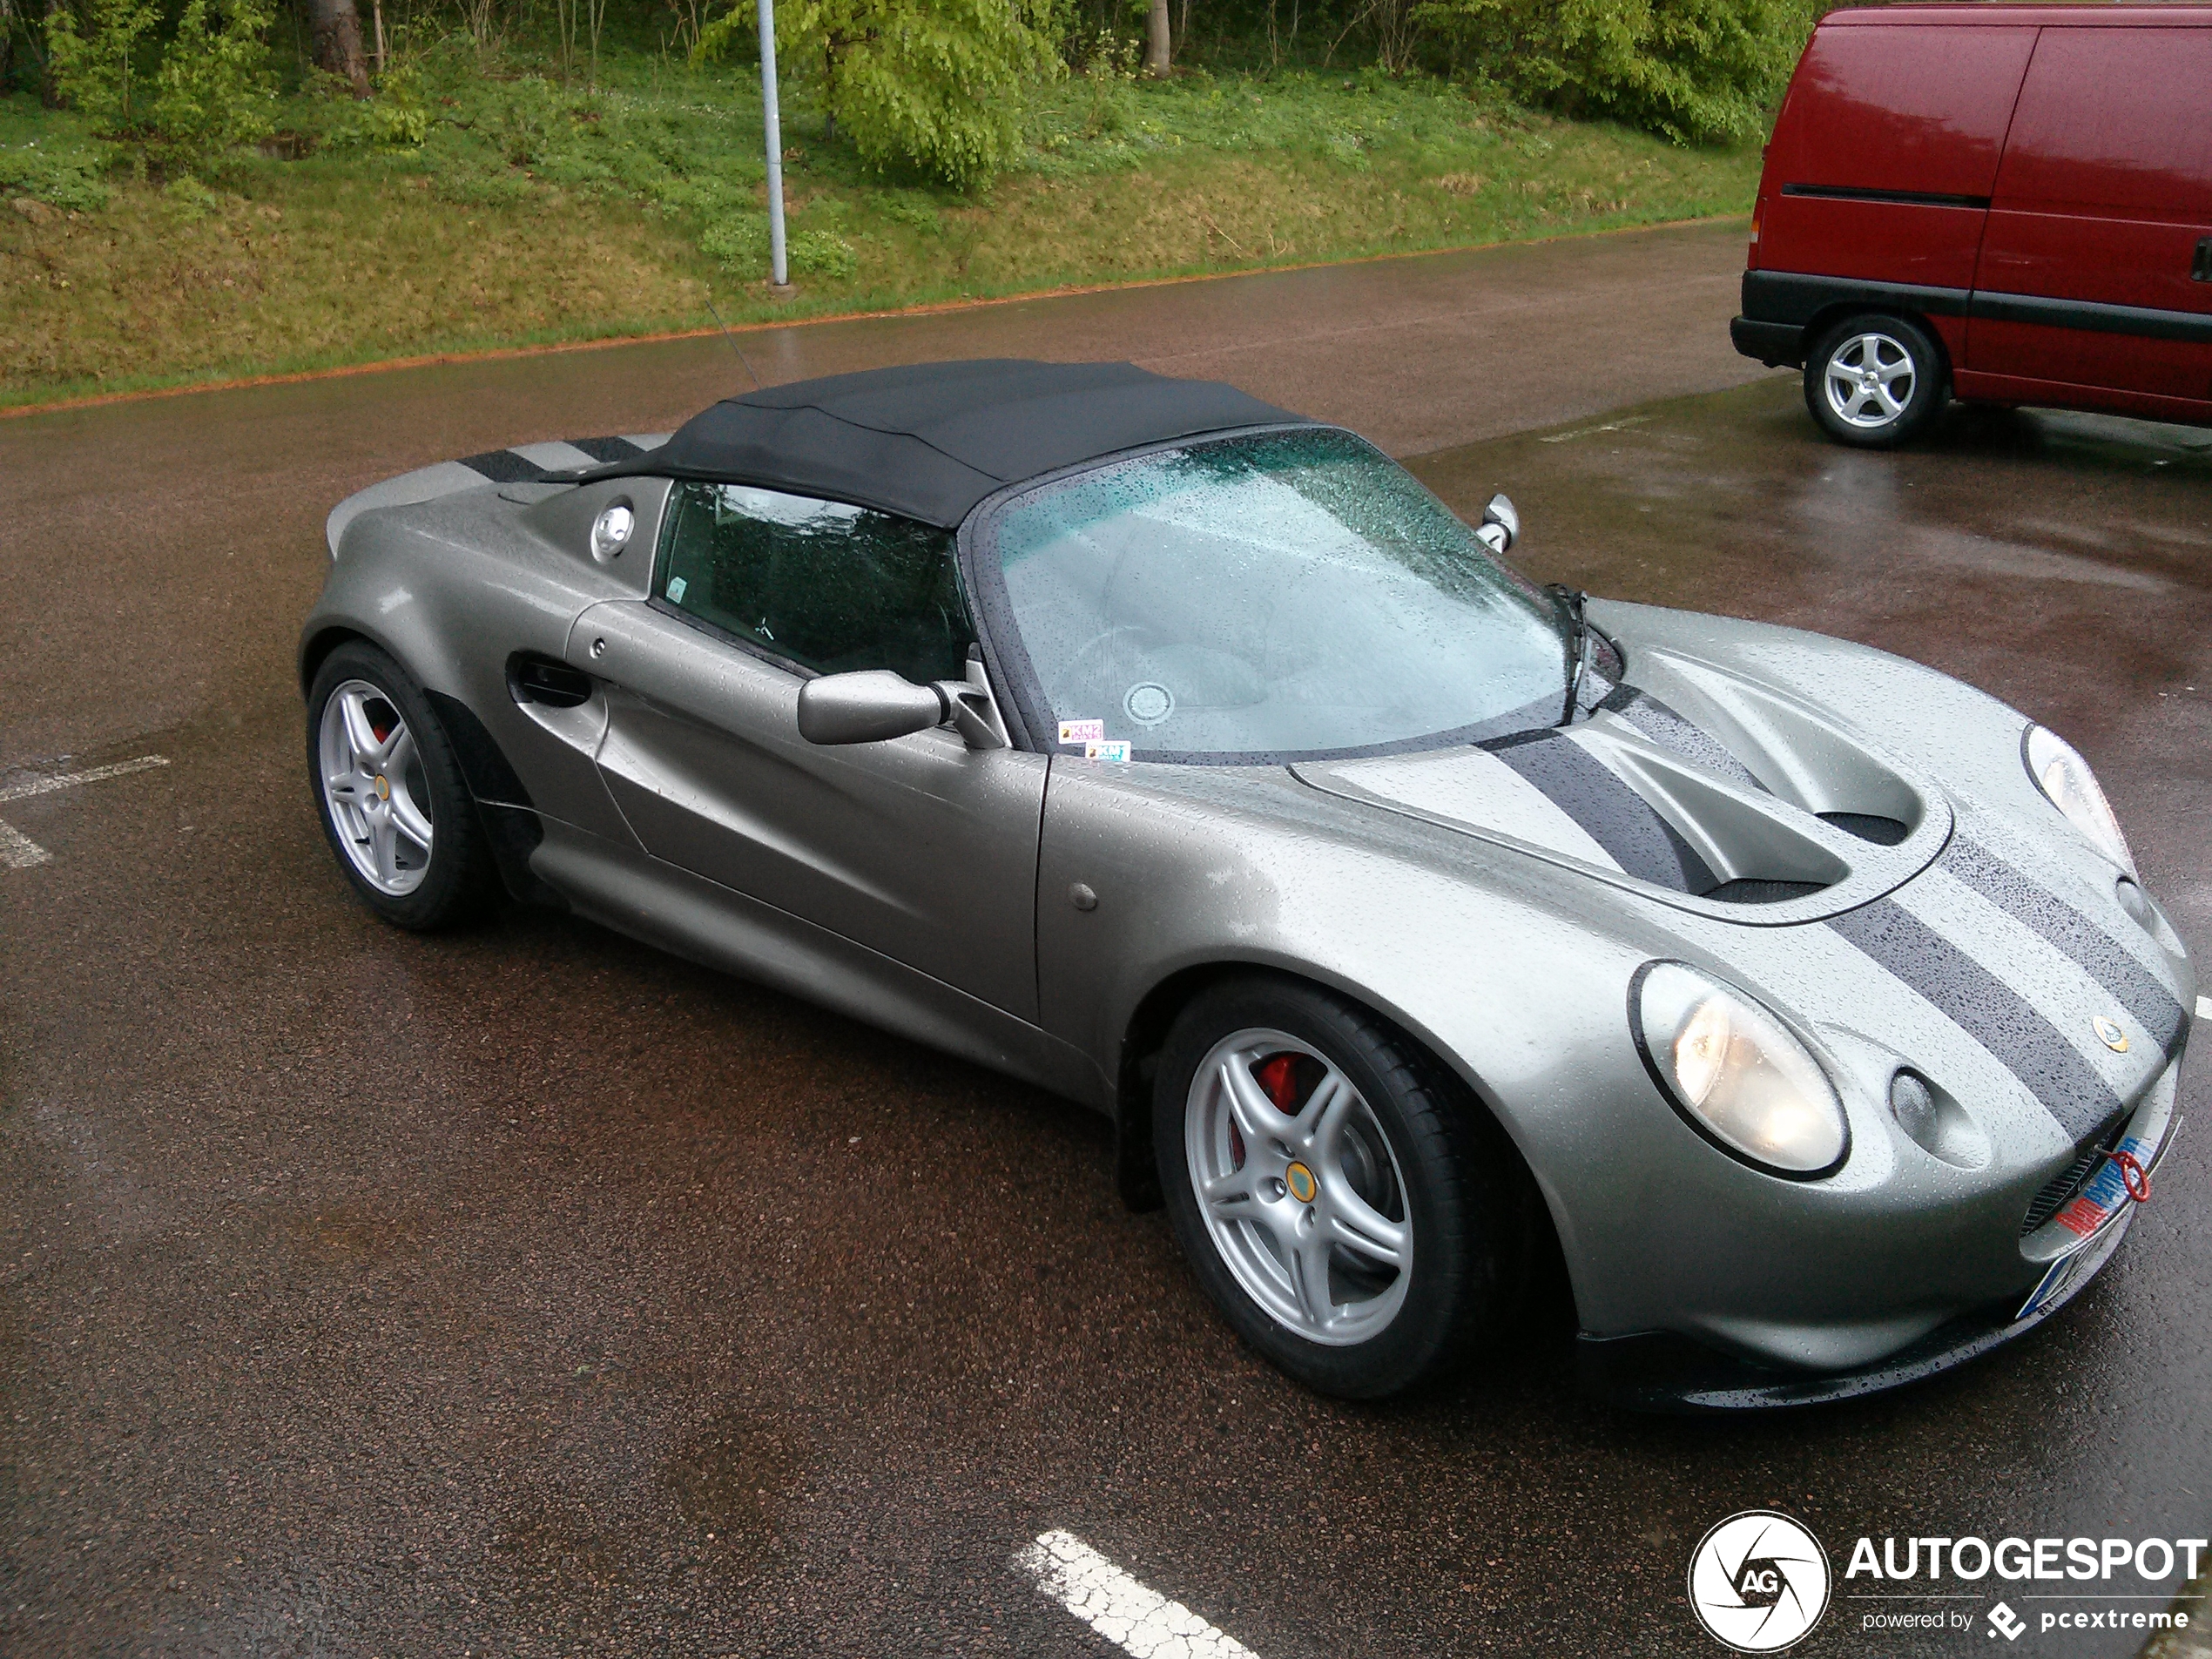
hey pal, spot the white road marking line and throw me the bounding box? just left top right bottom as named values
left=0, top=755, right=170, bottom=870
left=1538, top=413, right=1653, bottom=444
left=0, top=819, right=51, bottom=869
left=2198, top=996, right=2212, bottom=1022
left=0, top=754, right=170, bottom=805
left=1015, top=1529, right=1259, bottom=1659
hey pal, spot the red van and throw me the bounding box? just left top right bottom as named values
left=1732, top=4, right=2212, bottom=448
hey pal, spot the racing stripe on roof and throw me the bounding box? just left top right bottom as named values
left=1479, top=729, right=1716, bottom=893
left=1939, top=838, right=2187, bottom=1060
left=1826, top=896, right=2121, bottom=1139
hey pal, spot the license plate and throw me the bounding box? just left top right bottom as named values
left=2018, top=1196, right=2137, bottom=1320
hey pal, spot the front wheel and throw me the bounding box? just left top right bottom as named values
left=1153, top=977, right=1532, bottom=1399
left=1804, top=313, right=1946, bottom=448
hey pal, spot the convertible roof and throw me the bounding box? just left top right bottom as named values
left=577, top=359, right=1308, bottom=528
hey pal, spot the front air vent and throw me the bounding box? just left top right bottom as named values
left=2021, top=1109, right=2130, bottom=1236
left=1819, top=812, right=1910, bottom=846
left=1703, top=878, right=1826, bottom=905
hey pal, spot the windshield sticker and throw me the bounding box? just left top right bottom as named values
left=666, top=576, right=688, bottom=603
left=1058, top=718, right=1106, bottom=745
left=1085, top=739, right=1132, bottom=763
left=1124, top=683, right=1174, bottom=725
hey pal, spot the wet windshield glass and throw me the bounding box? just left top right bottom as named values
left=988, top=428, right=1567, bottom=760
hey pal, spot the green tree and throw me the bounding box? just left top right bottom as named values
left=46, top=0, right=273, bottom=172
left=1414, top=0, right=1816, bottom=144
left=147, top=0, right=275, bottom=169
left=44, top=0, right=160, bottom=129
left=699, top=0, right=1061, bottom=188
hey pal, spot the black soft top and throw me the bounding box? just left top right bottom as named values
left=579, top=358, right=1307, bottom=528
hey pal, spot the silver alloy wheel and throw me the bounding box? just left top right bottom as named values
left=319, top=678, right=434, bottom=896
left=1185, top=1027, right=1412, bottom=1345
left=1823, top=331, right=1917, bottom=428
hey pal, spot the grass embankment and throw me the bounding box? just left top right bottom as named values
left=0, top=47, right=1760, bottom=409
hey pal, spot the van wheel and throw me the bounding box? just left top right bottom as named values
left=1804, top=314, right=1945, bottom=448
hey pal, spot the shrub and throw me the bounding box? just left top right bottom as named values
left=145, top=0, right=276, bottom=169
left=46, top=0, right=273, bottom=173
left=697, top=0, right=1062, bottom=188
left=0, top=136, right=114, bottom=210
left=1415, top=0, right=1817, bottom=144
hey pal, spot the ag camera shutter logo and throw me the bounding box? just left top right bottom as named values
left=1688, top=1510, right=1832, bottom=1651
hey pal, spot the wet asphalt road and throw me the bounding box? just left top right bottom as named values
left=3, top=222, right=2209, bottom=1658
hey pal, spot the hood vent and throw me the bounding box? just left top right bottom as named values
left=1292, top=659, right=1952, bottom=924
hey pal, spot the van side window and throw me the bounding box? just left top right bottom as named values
left=655, top=482, right=973, bottom=685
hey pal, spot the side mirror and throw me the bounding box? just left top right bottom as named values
left=797, top=671, right=947, bottom=745
left=1477, top=492, right=1520, bottom=555
left=795, top=668, right=1010, bottom=751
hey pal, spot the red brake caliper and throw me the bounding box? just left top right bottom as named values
left=1230, top=1055, right=1303, bottom=1170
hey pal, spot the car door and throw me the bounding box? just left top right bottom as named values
left=1966, top=24, right=2212, bottom=415
left=569, top=481, right=1045, bottom=1022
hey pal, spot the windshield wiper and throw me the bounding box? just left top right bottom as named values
left=1548, top=583, right=1592, bottom=725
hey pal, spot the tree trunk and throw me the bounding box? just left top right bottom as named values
left=1144, top=0, right=1170, bottom=77
left=306, top=0, right=373, bottom=97
left=41, top=0, right=64, bottom=107
left=0, top=0, right=15, bottom=94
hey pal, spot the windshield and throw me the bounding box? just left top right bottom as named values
left=985, top=428, right=1568, bottom=760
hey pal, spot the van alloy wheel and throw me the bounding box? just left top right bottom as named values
left=1823, top=331, right=1917, bottom=429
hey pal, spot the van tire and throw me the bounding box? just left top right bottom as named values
left=1804, top=313, right=1946, bottom=448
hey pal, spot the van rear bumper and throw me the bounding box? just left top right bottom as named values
left=1733, top=270, right=1975, bottom=369
left=1730, top=317, right=1804, bottom=368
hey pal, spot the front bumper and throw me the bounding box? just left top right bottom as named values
left=1579, top=1200, right=2137, bottom=1412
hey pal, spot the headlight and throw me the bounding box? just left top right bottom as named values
left=1632, top=963, right=1849, bottom=1177
left=2024, top=725, right=2134, bottom=873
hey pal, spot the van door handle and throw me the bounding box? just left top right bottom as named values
left=2195, top=237, right=2212, bottom=281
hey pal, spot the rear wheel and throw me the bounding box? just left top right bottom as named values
left=1804, top=312, right=1946, bottom=448
left=1153, top=977, right=1532, bottom=1399
left=307, top=641, right=497, bottom=931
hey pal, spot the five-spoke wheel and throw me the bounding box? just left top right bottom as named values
left=1156, top=977, right=1532, bottom=1399
left=320, top=679, right=435, bottom=895
left=1186, top=1028, right=1412, bottom=1345
left=1804, top=312, right=1945, bottom=448
left=307, top=640, right=497, bottom=930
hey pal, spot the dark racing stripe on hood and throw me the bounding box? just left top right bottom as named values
left=1939, top=839, right=2188, bottom=1062
left=1826, top=898, right=2121, bottom=1139
left=1600, top=686, right=1767, bottom=793
left=1479, top=729, right=1716, bottom=893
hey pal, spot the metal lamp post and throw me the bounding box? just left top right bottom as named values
left=757, top=0, right=790, bottom=287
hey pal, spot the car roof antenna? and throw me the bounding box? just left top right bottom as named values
left=704, top=293, right=764, bottom=394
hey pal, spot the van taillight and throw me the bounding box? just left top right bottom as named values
left=1748, top=199, right=1763, bottom=269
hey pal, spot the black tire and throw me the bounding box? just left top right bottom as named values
left=306, top=641, right=499, bottom=931
left=1804, top=312, right=1946, bottom=448
left=1153, top=976, right=1533, bottom=1399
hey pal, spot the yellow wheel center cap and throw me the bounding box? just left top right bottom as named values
left=2094, top=1015, right=2128, bottom=1054
left=1285, top=1162, right=1317, bottom=1204
left=374, top=775, right=391, bottom=801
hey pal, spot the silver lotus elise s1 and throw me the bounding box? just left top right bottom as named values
left=300, top=360, right=2193, bottom=1408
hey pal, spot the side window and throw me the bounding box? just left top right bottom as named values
left=655, top=482, right=974, bottom=685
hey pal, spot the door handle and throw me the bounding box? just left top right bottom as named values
left=2195, top=237, right=2212, bottom=282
